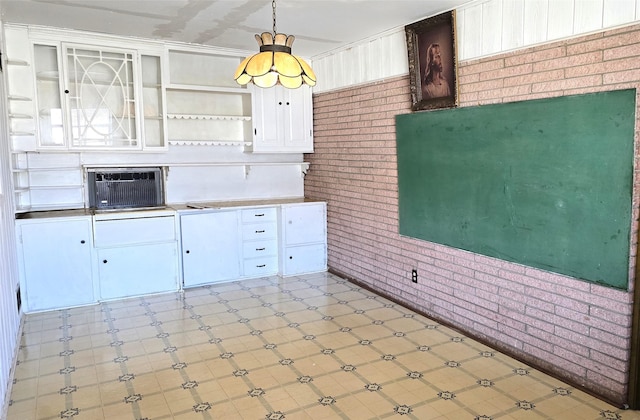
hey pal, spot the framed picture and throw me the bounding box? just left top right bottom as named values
left=405, top=11, right=458, bottom=111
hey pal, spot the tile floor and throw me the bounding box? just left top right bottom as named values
left=6, top=272, right=640, bottom=420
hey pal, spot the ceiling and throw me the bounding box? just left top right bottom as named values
left=0, top=0, right=471, bottom=58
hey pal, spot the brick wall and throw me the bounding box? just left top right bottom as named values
left=305, top=23, right=640, bottom=405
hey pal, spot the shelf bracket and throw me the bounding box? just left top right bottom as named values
left=301, top=163, right=310, bottom=177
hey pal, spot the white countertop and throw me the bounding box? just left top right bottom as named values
left=16, top=198, right=322, bottom=220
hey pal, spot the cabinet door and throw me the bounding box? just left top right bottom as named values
left=140, top=54, right=166, bottom=149
left=18, top=218, right=94, bottom=311
left=251, top=85, right=313, bottom=152
left=63, top=43, right=140, bottom=149
left=181, top=211, right=241, bottom=287
left=98, top=242, right=178, bottom=300
left=251, top=86, right=281, bottom=150
left=282, top=203, right=327, bottom=245
left=281, top=86, right=313, bottom=151
left=34, top=43, right=65, bottom=148
left=283, top=243, right=327, bottom=276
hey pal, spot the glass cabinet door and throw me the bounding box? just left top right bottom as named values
left=64, top=44, right=140, bottom=149
left=140, top=54, right=166, bottom=149
left=34, top=44, right=65, bottom=148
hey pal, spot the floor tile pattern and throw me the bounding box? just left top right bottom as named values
left=7, top=272, right=640, bottom=419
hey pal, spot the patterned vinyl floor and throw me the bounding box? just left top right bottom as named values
left=6, top=272, right=640, bottom=419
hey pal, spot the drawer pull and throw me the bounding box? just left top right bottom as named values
left=257, top=264, right=266, bottom=268
left=80, top=240, right=85, bottom=244
left=255, top=230, right=265, bottom=233
left=255, top=213, right=265, bottom=217
left=256, top=247, right=266, bottom=251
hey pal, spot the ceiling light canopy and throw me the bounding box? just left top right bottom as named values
left=234, top=0, right=316, bottom=89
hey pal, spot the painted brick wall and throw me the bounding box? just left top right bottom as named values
left=305, top=23, right=640, bottom=405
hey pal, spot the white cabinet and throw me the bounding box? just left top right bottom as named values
left=94, top=214, right=178, bottom=300
left=240, top=207, right=279, bottom=277
left=249, top=85, right=313, bottom=153
left=180, top=210, right=241, bottom=287
left=97, top=243, right=177, bottom=300
left=63, top=44, right=166, bottom=149
left=165, top=49, right=252, bottom=146
left=6, top=25, right=166, bottom=212
left=16, top=217, right=95, bottom=312
left=12, top=31, right=166, bottom=151
left=279, top=202, right=327, bottom=276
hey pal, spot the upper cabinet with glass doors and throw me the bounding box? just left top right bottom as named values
left=32, top=41, right=165, bottom=151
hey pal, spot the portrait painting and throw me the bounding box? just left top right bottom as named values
left=405, top=11, right=458, bottom=111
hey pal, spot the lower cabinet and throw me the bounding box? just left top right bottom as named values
left=279, top=202, right=327, bottom=276
left=16, top=216, right=95, bottom=312
left=15, top=201, right=328, bottom=312
left=180, top=210, right=241, bottom=287
left=97, top=243, right=178, bottom=300
left=94, top=214, right=179, bottom=300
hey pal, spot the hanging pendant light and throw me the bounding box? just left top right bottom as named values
left=234, top=0, right=316, bottom=89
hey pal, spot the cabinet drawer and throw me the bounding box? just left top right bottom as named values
left=94, top=216, right=176, bottom=247
left=242, top=239, right=278, bottom=258
left=243, top=257, right=278, bottom=277
left=241, top=207, right=277, bottom=223
left=241, top=222, right=277, bottom=241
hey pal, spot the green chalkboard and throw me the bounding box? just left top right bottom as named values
left=396, top=89, right=636, bottom=289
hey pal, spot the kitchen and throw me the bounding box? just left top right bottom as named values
left=4, top=23, right=327, bottom=313
left=2, top=0, right=640, bottom=418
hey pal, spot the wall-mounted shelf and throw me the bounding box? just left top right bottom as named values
left=166, top=84, right=247, bottom=94
left=9, top=113, right=34, bottom=119
left=165, top=50, right=253, bottom=147
left=168, top=140, right=251, bottom=146
left=8, top=95, right=32, bottom=101
left=35, top=71, right=60, bottom=81
left=166, top=161, right=310, bottom=179
left=7, top=59, right=29, bottom=66
left=167, top=114, right=251, bottom=121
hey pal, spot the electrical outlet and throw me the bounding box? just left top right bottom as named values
left=411, top=269, right=418, bottom=283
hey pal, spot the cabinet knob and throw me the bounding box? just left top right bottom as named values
left=286, top=102, right=290, bottom=105
left=186, top=250, right=190, bottom=254
left=80, top=240, right=85, bottom=244
left=278, top=101, right=282, bottom=105
left=64, top=89, right=69, bottom=94
left=103, top=259, right=108, bottom=264
left=289, top=256, right=293, bottom=259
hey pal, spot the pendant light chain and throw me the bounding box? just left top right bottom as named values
left=272, top=0, right=277, bottom=36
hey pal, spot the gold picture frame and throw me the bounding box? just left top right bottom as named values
left=405, top=11, right=458, bottom=111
